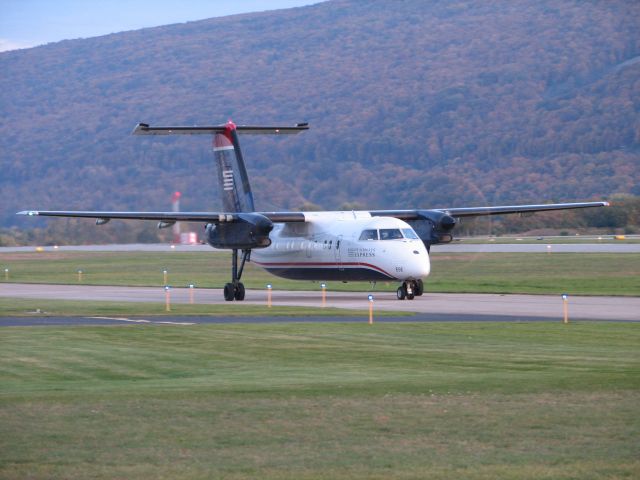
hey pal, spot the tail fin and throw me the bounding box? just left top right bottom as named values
left=214, top=121, right=255, bottom=212
left=133, top=121, right=308, bottom=213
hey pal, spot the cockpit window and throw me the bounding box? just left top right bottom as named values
left=379, top=228, right=403, bottom=240
left=402, top=228, right=419, bottom=239
left=359, top=229, right=378, bottom=241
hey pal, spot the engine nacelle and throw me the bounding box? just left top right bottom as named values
left=406, top=210, right=457, bottom=249
left=206, top=213, right=273, bottom=249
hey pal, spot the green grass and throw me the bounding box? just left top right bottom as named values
left=0, top=297, right=409, bottom=318
left=0, top=322, right=639, bottom=479
left=1, top=251, right=638, bottom=295
left=430, top=252, right=640, bottom=295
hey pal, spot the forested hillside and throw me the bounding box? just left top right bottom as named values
left=1, top=0, right=639, bottom=233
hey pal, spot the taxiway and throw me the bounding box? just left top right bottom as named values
left=1, top=283, right=638, bottom=322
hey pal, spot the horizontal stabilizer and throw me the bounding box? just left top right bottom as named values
left=133, top=123, right=309, bottom=135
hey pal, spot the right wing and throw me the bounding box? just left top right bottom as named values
left=16, top=210, right=306, bottom=224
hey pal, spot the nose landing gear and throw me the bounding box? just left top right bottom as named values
left=396, top=279, right=424, bottom=300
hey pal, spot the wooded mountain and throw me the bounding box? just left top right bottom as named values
left=1, top=0, right=639, bottom=229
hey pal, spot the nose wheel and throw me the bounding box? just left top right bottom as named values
left=224, top=249, right=250, bottom=301
left=397, top=280, right=423, bottom=300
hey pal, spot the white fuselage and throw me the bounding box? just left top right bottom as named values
left=251, top=211, right=430, bottom=282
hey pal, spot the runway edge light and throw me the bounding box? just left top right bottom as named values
left=561, top=293, right=569, bottom=324
left=165, top=285, right=171, bottom=312
left=267, top=284, right=272, bottom=308
left=368, top=294, right=374, bottom=325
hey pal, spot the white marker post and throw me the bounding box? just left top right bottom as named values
left=562, top=293, right=569, bottom=324
left=189, top=284, right=195, bottom=305
left=165, top=286, right=171, bottom=312
left=321, top=283, right=327, bottom=307
left=368, top=294, right=374, bottom=325
left=267, top=284, right=272, bottom=308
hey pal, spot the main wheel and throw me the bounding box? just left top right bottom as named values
left=234, top=282, right=246, bottom=301
left=223, top=283, right=235, bottom=301
left=396, top=285, right=406, bottom=300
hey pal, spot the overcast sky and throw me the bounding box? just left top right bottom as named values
left=0, top=0, right=321, bottom=52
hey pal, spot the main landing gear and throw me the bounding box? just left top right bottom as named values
left=396, top=279, right=424, bottom=300
left=224, top=249, right=250, bottom=301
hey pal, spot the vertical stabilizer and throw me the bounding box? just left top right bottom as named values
left=213, top=121, right=255, bottom=213
left=132, top=120, right=308, bottom=213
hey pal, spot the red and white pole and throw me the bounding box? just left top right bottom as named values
left=172, top=191, right=181, bottom=244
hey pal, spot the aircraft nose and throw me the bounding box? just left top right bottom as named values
left=407, top=246, right=430, bottom=278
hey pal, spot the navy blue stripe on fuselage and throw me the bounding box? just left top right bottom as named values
left=252, top=261, right=397, bottom=281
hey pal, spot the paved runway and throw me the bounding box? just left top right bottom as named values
left=1, top=283, right=638, bottom=323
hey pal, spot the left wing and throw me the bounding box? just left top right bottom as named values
left=371, top=201, right=609, bottom=219
left=370, top=201, right=609, bottom=246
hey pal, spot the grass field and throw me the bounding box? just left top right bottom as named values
left=1, top=251, right=639, bottom=296
left=1, top=322, right=639, bottom=479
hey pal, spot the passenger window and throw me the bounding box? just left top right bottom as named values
left=359, top=229, right=378, bottom=241
left=402, top=228, right=419, bottom=239
left=379, top=229, right=403, bottom=240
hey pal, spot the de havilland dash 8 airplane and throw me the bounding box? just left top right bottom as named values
left=19, top=121, right=608, bottom=301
